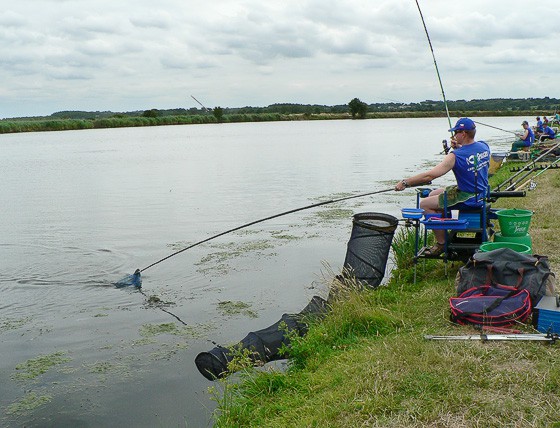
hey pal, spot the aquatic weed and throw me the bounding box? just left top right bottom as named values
left=139, top=322, right=180, bottom=337
left=216, top=301, right=258, bottom=318
left=5, top=392, right=52, bottom=415
left=12, top=351, right=71, bottom=380
left=0, top=317, right=32, bottom=332
left=139, top=322, right=213, bottom=339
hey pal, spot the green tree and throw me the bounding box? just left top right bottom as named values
left=213, top=106, right=224, bottom=123
left=348, top=98, right=368, bottom=119
left=142, top=109, right=159, bottom=118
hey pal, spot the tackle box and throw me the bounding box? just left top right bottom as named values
left=534, top=296, right=560, bottom=334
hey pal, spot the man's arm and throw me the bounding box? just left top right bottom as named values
left=395, top=153, right=455, bottom=190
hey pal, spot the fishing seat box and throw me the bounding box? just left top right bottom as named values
left=458, top=212, right=482, bottom=229
left=533, top=296, right=560, bottom=334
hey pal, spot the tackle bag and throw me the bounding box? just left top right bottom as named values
left=455, top=248, right=555, bottom=305
left=450, top=284, right=532, bottom=327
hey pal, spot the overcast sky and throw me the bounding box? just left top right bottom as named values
left=1, top=0, right=558, bottom=118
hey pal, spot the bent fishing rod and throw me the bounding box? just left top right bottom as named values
left=136, top=187, right=394, bottom=274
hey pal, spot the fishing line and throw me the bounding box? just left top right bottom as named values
left=137, top=288, right=220, bottom=345
left=138, top=288, right=188, bottom=325
left=474, top=120, right=518, bottom=135
left=414, top=0, right=452, bottom=133
left=119, top=187, right=394, bottom=281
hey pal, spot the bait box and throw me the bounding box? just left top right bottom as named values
left=458, top=212, right=482, bottom=229
left=534, top=296, right=560, bottom=334
left=401, top=208, right=424, bottom=219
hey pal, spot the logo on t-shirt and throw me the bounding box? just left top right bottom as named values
left=467, top=150, right=490, bottom=166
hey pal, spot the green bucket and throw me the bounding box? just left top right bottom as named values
left=493, top=232, right=532, bottom=251
left=479, top=242, right=532, bottom=254
left=496, top=209, right=533, bottom=237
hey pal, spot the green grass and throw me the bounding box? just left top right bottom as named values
left=212, top=163, right=560, bottom=427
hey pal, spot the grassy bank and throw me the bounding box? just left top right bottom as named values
left=211, top=164, right=560, bottom=427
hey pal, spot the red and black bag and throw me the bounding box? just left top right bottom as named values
left=455, top=248, right=554, bottom=305
left=450, top=284, right=532, bottom=327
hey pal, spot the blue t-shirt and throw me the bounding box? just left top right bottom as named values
left=522, top=127, right=535, bottom=146
left=544, top=126, right=556, bottom=138
left=537, top=120, right=544, bottom=132
left=452, top=141, right=490, bottom=207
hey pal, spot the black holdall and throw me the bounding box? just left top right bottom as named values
left=455, top=247, right=555, bottom=306
left=450, top=284, right=532, bottom=327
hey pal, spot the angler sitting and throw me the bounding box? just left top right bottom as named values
left=394, top=117, right=490, bottom=256
left=511, top=120, right=535, bottom=153
left=540, top=124, right=557, bottom=141
left=536, top=116, right=544, bottom=134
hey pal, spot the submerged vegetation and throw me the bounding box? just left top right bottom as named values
left=211, top=165, right=560, bottom=427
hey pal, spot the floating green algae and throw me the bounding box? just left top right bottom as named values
left=195, top=263, right=231, bottom=276
left=149, top=342, right=189, bottom=361
left=195, top=239, right=277, bottom=275
left=166, top=240, right=194, bottom=251
left=217, top=301, right=258, bottom=318
left=312, top=208, right=354, bottom=222
left=5, top=392, right=52, bottom=415
left=12, top=351, right=71, bottom=380
left=0, top=317, right=32, bottom=332
left=85, top=361, right=130, bottom=376
left=204, top=240, right=276, bottom=260
left=140, top=322, right=180, bottom=337
left=270, top=230, right=303, bottom=240
left=309, top=192, right=354, bottom=202
left=144, top=295, right=175, bottom=308
left=233, top=229, right=262, bottom=236
left=139, top=322, right=213, bottom=339
left=132, top=337, right=157, bottom=346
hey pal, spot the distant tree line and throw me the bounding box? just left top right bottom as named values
left=36, top=97, right=560, bottom=120
left=1, top=97, right=558, bottom=134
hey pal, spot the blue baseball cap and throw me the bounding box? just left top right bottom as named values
left=449, top=117, right=476, bottom=132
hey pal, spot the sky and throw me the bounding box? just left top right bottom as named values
left=1, top=0, right=559, bottom=118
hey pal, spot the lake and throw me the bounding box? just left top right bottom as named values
left=0, top=117, right=520, bottom=427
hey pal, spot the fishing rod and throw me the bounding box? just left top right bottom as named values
left=495, top=142, right=560, bottom=190
left=129, top=187, right=394, bottom=277
left=425, top=333, right=559, bottom=343
left=414, top=0, right=453, bottom=140
left=474, top=120, right=518, bottom=136
left=515, top=157, right=560, bottom=191
left=191, top=95, right=211, bottom=112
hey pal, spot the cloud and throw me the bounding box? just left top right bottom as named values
left=1, top=0, right=560, bottom=118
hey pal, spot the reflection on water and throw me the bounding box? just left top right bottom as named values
left=0, top=117, right=523, bottom=426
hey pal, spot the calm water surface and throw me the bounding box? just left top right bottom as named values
left=0, top=117, right=521, bottom=426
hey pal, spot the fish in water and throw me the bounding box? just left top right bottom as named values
left=115, top=269, right=142, bottom=288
